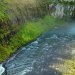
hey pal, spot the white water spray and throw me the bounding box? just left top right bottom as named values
left=0, top=64, right=5, bottom=75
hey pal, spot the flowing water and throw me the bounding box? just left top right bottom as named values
left=0, top=0, right=75, bottom=75
left=0, top=64, right=5, bottom=75
left=1, top=21, right=75, bottom=75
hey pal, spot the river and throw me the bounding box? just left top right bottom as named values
left=1, top=21, right=75, bottom=75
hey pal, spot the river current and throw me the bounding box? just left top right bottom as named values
left=1, top=21, right=75, bottom=75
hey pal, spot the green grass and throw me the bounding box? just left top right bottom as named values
left=0, top=16, right=64, bottom=63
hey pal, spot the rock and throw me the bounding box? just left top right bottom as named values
left=33, top=41, right=38, bottom=44
left=71, top=49, right=75, bottom=54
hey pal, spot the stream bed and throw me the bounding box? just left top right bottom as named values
left=2, top=21, right=75, bottom=75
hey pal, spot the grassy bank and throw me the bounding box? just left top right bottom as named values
left=0, top=16, right=64, bottom=63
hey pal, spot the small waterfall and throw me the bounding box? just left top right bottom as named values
left=49, top=0, right=75, bottom=18
left=51, top=4, right=65, bottom=18
left=0, top=64, right=5, bottom=75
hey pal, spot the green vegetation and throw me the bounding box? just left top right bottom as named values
left=9, top=16, right=64, bottom=51
left=0, top=0, right=74, bottom=66
left=0, top=0, right=64, bottom=63
left=0, top=1, right=8, bottom=39
left=0, top=16, right=64, bottom=63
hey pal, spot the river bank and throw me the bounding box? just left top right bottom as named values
left=3, top=21, right=75, bottom=75
left=0, top=16, right=65, bottom=63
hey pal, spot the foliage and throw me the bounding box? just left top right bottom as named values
left=0, top=16, right=64, bottom=62
left=9, top=16, right=64, bottom=51
left=0, top=1, right=8, bottom=20
left=0, top=0, right=10, bottom=40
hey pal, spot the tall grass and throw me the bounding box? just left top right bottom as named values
left=0, top=16, right=64, bottom=63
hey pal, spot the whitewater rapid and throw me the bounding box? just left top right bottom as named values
left=0, top=64, right=5, bottom=75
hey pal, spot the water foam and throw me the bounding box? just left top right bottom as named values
left=0, top=64, right=5, bottom=75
